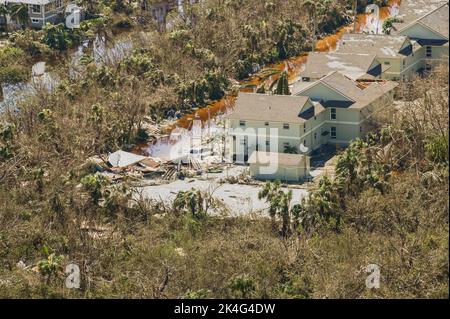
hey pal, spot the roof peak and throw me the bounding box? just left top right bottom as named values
left=397, top=1, right=449, bottom=35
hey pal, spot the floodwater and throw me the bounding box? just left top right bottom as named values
left=1, top=35, right=133, bottom=112
left=0, top=61, right=58, bottom=112
left=147, top=0, right=401, bottom=157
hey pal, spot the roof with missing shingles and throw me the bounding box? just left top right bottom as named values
left=300, top=52, right=379, bottom=81
left=393, top=0, right=447, bottom=26
left=337, top=34, right=410, bottom=58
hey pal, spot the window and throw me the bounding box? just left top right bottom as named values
left=426, top=46, right=432, bottom=58
left=283, top=123, right=290, bottom=130
left=31, top=19, right=40, bottom=24
left=303, top=125, right=306, bottom=133
left=314, top=132, right=317, bottom=139
left=402, top=60, right=406, bottom=68
left=32, top=5, right=41, bottom=14
left=264, top=122, right=269, bottom=126
left=330, top=108, right=337, bottom=120
left=384, top=61, right=391, bottom=65
left=331, top=127, right=337, bottom=139
left=239, top=120, right=246, bottom=127
left=265, top=140, right=270, bottom=147
left=56, top=0, right=63, bottom=8
left=303, top=140, right=307, bottom=146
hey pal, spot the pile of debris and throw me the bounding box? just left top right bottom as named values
left=84, top=150, right=167, bottom=183
left=84, top=148, right=230, bottom=184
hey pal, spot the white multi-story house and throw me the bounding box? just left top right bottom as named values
left=393, top=2, right=449, bottom=74
left=0, top=0, right=67, bottom=29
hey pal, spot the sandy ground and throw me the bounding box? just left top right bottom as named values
left=140, top=166, right=309, bottom=216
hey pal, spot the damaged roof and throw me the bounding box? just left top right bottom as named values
left=393, top=0, right=448, bottom=27
left=337, top=34, right=411, bottom=58
left=300, top=52, right=379, bottom=81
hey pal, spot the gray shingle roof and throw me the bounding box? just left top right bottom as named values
left=319, top=72, right=368, bottom=101
left=226, top=93, right=311, bottom=124
left=393, top=0, right=447, bottom=26
left=294, top=72, right=399, bottom=109
left=300, top=52, right=379, bottom=81
left=337, top=34, right=410, bottom=58
left=396, top=2, right=449, bottom=39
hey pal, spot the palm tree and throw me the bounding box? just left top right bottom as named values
left=291, top=199, right=316, bottom=236
left=310, top=176, right=341, bottom=231
left=273, top=71, right=290, bottom=95
left=258, top=181, right=293, bottom=236
left=302, top=0, right=318, bottom=50
left=173, top=189, right=207, bottom=220
left=9, top=3, right=29, bottom=30
left=0, top=3, right=9, bottom=34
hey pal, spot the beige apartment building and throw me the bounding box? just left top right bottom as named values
left=302, top=34, right=417, bottom=82
left=301, top=3, right=448, bottom=82
left=393, top=2, right=449, bottom=74
left=226, top=72, right=398, bottom=166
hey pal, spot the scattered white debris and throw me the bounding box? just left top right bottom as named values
left=108, top=150, right=147, bottom=168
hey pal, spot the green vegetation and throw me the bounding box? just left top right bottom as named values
left=0, top=0, right=448, bottom=299
left=382, top=17, right=401, bottom=34
left=0, top=46, right=30, bottom=84
left=273, top=71, right=291, bottom=95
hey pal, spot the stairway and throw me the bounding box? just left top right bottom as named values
left=162, top=167, right=176, bottom=180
